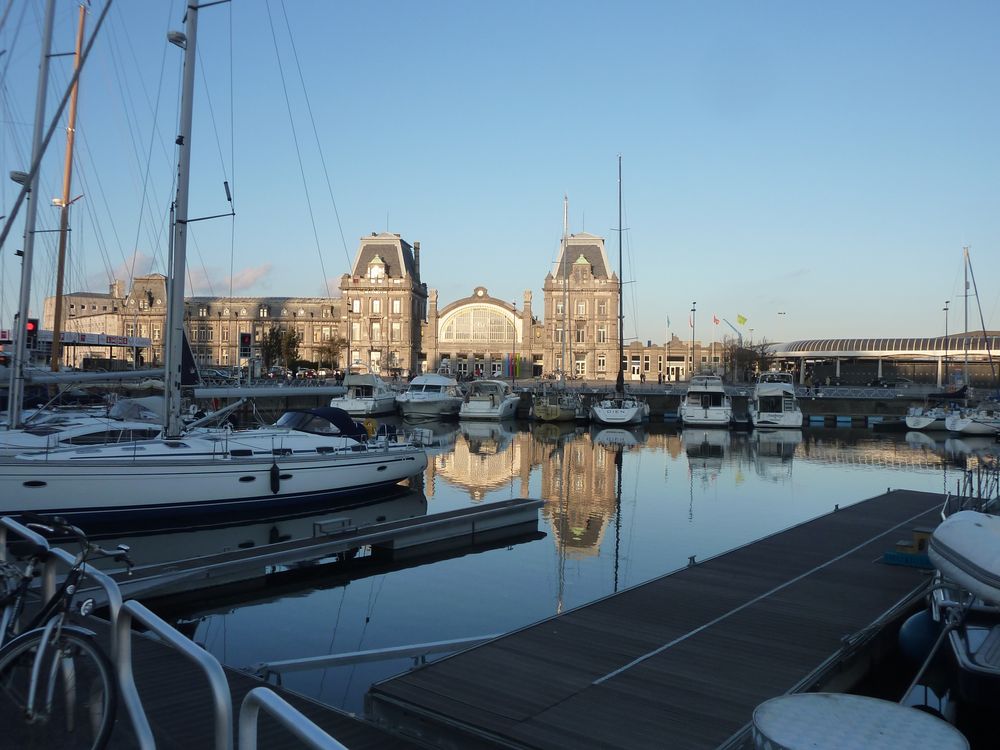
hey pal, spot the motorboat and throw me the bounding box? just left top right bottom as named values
left=329, top=368, right=397, bottom=416
left=395, top=372, right=464, bottom=420
left=532, top=386, right=582, bottom=422
left=0, top=407, right=427, bottom=526
left=459, top=379, right=520, bottom=420
left=750, top=429, right=802, bottom=482
left=747, top=371, right=802, bottom=429
left=945, top=405, right=1000, bottom=436
left=927, top=510, right=1000, bottom=706
left=679, top=375, right=733, bottom=428
left=906, top=405, right=952, bottom=431
left=589, top=393, right=649, bottom=426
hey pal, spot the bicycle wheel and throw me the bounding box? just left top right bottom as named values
left=0, top=626, right=117, bottom=749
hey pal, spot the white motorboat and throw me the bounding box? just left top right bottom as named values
left=927, top=509, right=1000, bottom=707
left=747, top=371, right=802, bottom=429
left=459, top=379, right=520, bottom=420
left=679, top=375, right=733, bottom=428
left=945, top=405, right=1000, bottom=435
left=395, top=372, right=464, bottom=420
left=0, top=9, right=427, bottom=526
left=905, top=405, right=951, bottom=431
left=329, top=369, right=397, bottom=416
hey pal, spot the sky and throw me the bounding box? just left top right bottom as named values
left=1, top=0, right=998, bottom=347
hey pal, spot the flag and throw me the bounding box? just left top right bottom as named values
left=713, top=315, right=720, bottom=325
left=736, top=314, right=747, bottom=326
left=688, top=314, right=693, bottom=328
left=666, top=315, right=671, bottom=328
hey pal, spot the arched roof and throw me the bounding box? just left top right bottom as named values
left=778, top=332, right=1000, bottom=358
left=437, top=288, right=518, bottom=344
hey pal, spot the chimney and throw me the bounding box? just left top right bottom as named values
left=413, top=241, right=420, bottom=281
left=110, top=279, right=124, bottom=299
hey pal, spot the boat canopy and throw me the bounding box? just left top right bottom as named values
left=275, top=407, right=366, bottom=439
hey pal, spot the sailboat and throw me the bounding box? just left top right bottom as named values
left=590, top=156, right=648, bottom=426
left=532, top=197, right=583, bottom=423
left=0, top=6, right=427, bottom=526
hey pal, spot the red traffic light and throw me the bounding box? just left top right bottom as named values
left=25, top=319, right=38, bottom=332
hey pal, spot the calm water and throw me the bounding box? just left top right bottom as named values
left=135, top=422, right=995, bottom=714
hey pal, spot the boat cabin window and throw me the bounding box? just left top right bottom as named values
left=758, top=395, right=785, bottom=413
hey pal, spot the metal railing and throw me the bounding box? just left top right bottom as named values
left=115, top=599, right=351, bottom=750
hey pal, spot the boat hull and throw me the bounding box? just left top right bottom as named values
left=590, top=399, right=648, bottom=426
left=680, top=407, right=732, bottom=427
left=0, top=443, right=427, bottom=527
left=459, top=397, right=519, bottom=420
left=328, top=396, right=398, bottom=417
left=396, top=396, right=462, bottom=420
left=748, top=410, right=803, bottom=429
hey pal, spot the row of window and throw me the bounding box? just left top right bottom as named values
left=194, top=305, right=336, bottom=319
left=349, top=298, right=406, bottom=315
left=553, top=300, right=610, bottom=316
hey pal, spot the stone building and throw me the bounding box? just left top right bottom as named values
left=339, top=232, right=427, bottom=376
left=542, top=232, right=620, bottom=380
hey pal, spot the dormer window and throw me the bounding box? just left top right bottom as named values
left=368, top=255, right=387, bottom=280
left=259, top=306, right=269, bottom=318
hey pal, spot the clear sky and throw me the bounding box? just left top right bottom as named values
left=1, top=0, right=998, bottom=347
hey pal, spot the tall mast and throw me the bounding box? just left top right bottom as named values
left=561, top=194, right=568, bottom=380
left=50, top=3, right=87, bottom=372
left=616, top=154, right=624, bottom=394
left=163, top=6, right=199, bottom=438
left=963, top=246, right=969, bottom=386
left=6, top=0, right=56, bottom=428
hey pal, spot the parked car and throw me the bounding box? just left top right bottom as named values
left=867, top=377, right=913, bottom=389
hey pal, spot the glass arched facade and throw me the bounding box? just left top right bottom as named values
left=440, top=304, right=515, bottom=344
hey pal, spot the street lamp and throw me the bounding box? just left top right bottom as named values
left=689, top=302, right=696, bottom=378
left=777, top=311, right=786, bottom=342
left=943, top=300, right=950, bottom=384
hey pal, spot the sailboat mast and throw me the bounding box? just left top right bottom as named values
left=50, top=4, right=86, bottom=373
left=164, top=6, right=199, bottom=438
left=616, top=154, right=624, bottom=393
left=963, top=246, right=969, bottom=386
left=562, top=194, right=569, bottom=379
left=6, top=0, right=56, bottom=428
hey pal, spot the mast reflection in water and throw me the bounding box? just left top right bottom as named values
left=141, top=422, right=981, bottom=714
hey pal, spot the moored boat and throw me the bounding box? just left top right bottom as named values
left=329, top=368, right=397, bottom=416
left=395, top=372, right=463, bottom=420
left=679, top=375, right=733, bottom=428
left=748, top=371, right=802, bottom=429
left=459, top=379, right=520, bottom=420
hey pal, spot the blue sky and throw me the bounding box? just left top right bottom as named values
left=1, top=0, right=998, bottom=346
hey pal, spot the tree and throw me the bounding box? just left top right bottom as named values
left=316, top=337, right=347, bottom=370
left=260, top=328, right=300, bottom=370
left=721, top=335, right=774, bottom=381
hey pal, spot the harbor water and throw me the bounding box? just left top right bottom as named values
left=123, top=422, right=991, bottom=714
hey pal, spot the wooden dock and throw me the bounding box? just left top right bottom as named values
left=366, top=489, right=945, bottom=750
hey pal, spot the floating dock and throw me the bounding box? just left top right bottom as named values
left=366, top=489, right=945, bottom=750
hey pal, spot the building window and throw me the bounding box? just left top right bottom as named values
left=643, top=355, right=650, bottom=372
left=575, top=300, right=586, bottom=316
left=575, top=358, right=586, bottom=377
left=221, top=328, right=229, bottom=343
left=597, top=325, right=607, bottom=344
left=198, top=307, right=207, bottom=317
left=391, top=322, right=401, bottom=341
left=371, top=321, right=382, bottom=341
left=657, top=355, right=663, bottom=372
left=555, top=300, right=564, bottom=315
left=371, top=298, right=382, bottom=314
left=351, top=322, right=361, bottom=342
left=125, top=323, right=135, bottom=337
left=152, top=325, right=161, bottom=341
left=555, top=328, right=564, bottom=344
left=259, top=307, right=269, bottom=318
left=598, top=300, right=607, bottom=316
left=597, top=354, right=607, bottom=372
left=351, top=299, right=361, bottom=314
left=391, top=298, right=401, bottom=314
left=575, top=327, right=586, bottom=344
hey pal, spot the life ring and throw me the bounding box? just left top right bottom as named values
left=363, top=418, right=378, bottom=438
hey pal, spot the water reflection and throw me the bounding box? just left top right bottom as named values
left=144, top=423, right=982, bottom=715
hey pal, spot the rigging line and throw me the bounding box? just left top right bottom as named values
left=227, top=0, right=235, bottom=302
left=0, top=0, right=27, bottom=93
left=279, top=0, right=349, bottom=278
left=0, top=0, right=13, bottom=36
left=195, top=45, right=231, bottom=184
left=264, top=0, right=331, bottom=296
left=318, top=581, right=351, bottom=699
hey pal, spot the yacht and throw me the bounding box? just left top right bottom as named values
left=747, top=371, right=802, bottom=429
left=459, top=379, right=520, bottom=420
left=679, top=375, right=733, bottom=428
left=945, top=405, right=1000, bottom=436
left=532, top=385, right=582, bottom=422
left=590, top=393, right=649, bottom=426
left=395, top=372, right=464, bottom=420
left=905, top=405, right=951, bottom=431
left=329, top=368, right=397, bottom=416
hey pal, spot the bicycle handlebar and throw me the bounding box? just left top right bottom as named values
left=20, top=513, right=134, bottom=571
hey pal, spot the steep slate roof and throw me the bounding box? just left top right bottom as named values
left=350, top=232, right=417, bottom=279
left=551, top=232, right=613, bottom=279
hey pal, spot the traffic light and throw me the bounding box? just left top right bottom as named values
left=24, top=318, right=38, bottom=350
left=239, top=332, right=252, bottom=358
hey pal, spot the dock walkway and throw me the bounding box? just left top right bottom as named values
left=367, top=489, right=944, bottom=750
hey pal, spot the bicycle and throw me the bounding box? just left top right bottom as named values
left=0, top=513, right=133, bottom=749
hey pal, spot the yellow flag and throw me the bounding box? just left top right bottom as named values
left=736, top=314, right=747, bottom=326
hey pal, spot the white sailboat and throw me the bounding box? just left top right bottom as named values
left=590, top=156, right=648, bottom=427
left=0, top=7, right=426, bottom=525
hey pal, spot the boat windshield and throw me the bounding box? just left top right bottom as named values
left=416, top=384, right=442, bottom=393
